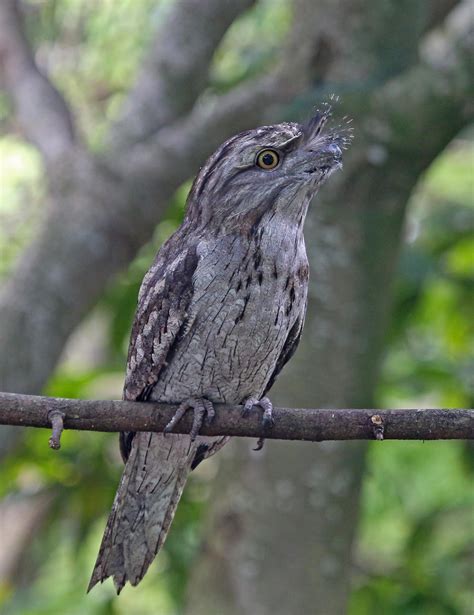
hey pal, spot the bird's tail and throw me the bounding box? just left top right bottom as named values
left=88, top=432, right=195, bottom=594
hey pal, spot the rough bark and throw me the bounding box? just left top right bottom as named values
left=2, top=392, right=472, bottom=441
left=184, top=3, right=473, bottom=614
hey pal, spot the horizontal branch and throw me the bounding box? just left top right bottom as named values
left=1, top=393, right=472, bottom=447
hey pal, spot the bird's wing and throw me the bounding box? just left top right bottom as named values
left=263, top=308, right=306, bottom=396
left=123, top=242, right=198, bottom=402
left=120, top=237, right=199, bottom=459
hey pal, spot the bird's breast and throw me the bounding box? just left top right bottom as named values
left=151, top=228, right=308, bottom=404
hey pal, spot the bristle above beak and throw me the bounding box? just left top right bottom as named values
left=304, top=98, right=354, bottom=149
left=304, top=102, right=333, bottom=141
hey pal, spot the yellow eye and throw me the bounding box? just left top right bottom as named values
left=256, top=149, right=280, bottom=170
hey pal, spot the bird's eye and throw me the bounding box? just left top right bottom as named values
left=256, top=149, right=280, bottom=170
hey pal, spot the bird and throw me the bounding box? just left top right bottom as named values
left=88, top=103, right=352, bottom=593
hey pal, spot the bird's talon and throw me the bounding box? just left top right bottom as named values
left=241, top=397, right=259, bottom=417
left=203, top=399, right=216, bottom=424
left=164, top=398, right=214, bottom=439
left=242, top=396, right=274, bottom=450
left=163, top=401, right=189, bottom=436
left=262, top=415, right=275, bottom=429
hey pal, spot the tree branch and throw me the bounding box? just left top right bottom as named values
left=109, top=0, right=256, bottom=149
left=425, top=0, right=461, bottom=32
left=1, top=393, right=472, bottom=444
left=0, top=0, right=75, bottom=164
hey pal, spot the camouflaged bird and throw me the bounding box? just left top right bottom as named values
left=88, top=104, right=352, bottom=593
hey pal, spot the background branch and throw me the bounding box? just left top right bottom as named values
left=1, top=393, right=472, bottom=442
left=0, top=0, right=75, bottom=164
left=109, top=0, right=256, bottom=149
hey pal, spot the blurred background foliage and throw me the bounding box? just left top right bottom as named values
left=0, top=0, right=472, bottom=614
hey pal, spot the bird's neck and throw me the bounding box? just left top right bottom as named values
left=218, top=192, right=313, bottom=239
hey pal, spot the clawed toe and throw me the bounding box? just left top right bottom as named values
left=242, top=395, right=274, bottom=451
left=164, top=397, right=215, bottom=441
left=260, top=397, right=275, bottom=428
left=164, top=402, right=188, bottom=434
left=241, top=397, right=259, bottom=417
left=202, top=398, right=216, bottom=424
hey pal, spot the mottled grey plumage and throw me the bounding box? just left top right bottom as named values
left=88, top=105, right=351, bottom=593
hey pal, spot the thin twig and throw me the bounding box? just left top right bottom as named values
left=48, top=410, right=65, bottom=450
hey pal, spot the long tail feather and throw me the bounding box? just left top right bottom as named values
left=88, top=432, right=195, bottom=594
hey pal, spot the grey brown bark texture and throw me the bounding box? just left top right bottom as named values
left=0, top=0, right=472, bottom=612
left=2, top=392, right=473, bottom=441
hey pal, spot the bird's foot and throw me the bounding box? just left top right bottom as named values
left=164, top=397, right=215, bottom=441
left=241, top=396, right=274, bottom=451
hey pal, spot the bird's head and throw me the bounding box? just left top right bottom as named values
left=186, top=103, right=353, bottom=231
